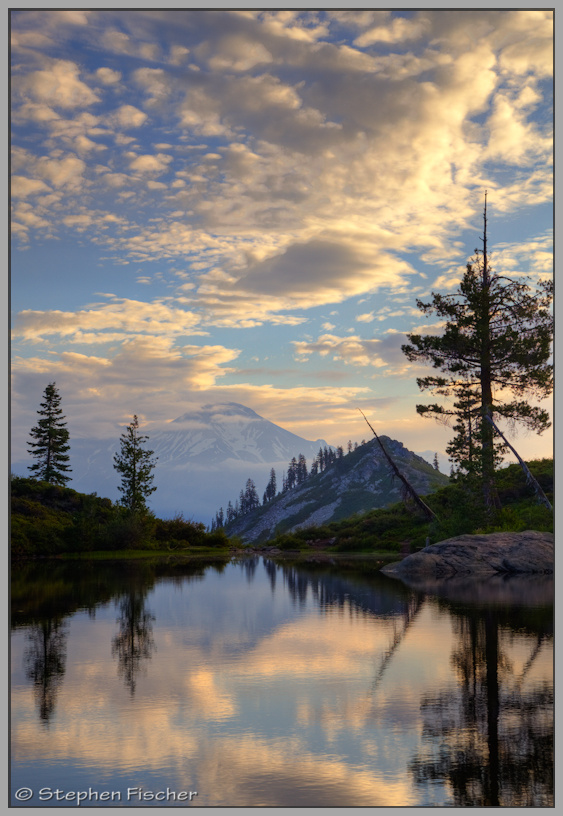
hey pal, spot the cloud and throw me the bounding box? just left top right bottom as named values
left=169, top=44, right=190, bottom=66
left=95, top=67, right=122, bottom=85
left=11, top=29, right=55, bottom=51
left=184, top=237, right=419, bottom=325
left=11, top=176, right=51, bottom=198
left=129, top=153, right=173, bottom=175
left=200, top=34, right=273, bottom=72
left=11, top=202, right=52, bottom=231
left=485, top=93, right=551, bottom=165
left=12, top=296, right=206, bottom=344
left=16, top=59, right=100, bottom=109
left=497, top=11, right=553, bottom=77
left=111, top=104, right=148, bottom=129
left=491, top=232, right=553, bottom=278
left=11, top=338, right=241, bottom=441
left=132, top=68, right=172, bottom=106
left=11, top=10, right=553, bottom=277
left=12, top=102, right=61, bottom=124
left=293, top=334, right=387, bottom=368
left=354, top=14, right=430, bottom=46
left=9, top=9, right=553, bottom=462
left=101, top=27, right=160, bottom=62
left=34, top=154, right=87, bottom=189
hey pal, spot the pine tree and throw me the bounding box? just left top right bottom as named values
left=113, top=415, right=157, bottom=512
left=264, top=468, right=277, bottom=502
left=402, top=194, right=553, bottom=509
left=297, top=453, right=308, bottom=484
left=27, top=382, right=72, bottom=485
left=287, top=457, right=297, bottom=489
left=445, top=384, right=489, bottom=476
left=244, top=478, right=259, bottom=512
left=433, top=452, right=440, bottom=472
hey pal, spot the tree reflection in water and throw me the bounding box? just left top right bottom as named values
left=24, top=619, right=68, bottom=723
left=409, top=605, right=553, bottom=806
left=111, top=588, right=156, bottom=695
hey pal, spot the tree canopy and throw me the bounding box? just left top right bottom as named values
left=402, top=195, right=553, bottom=508
left=113, top=415, right=157, bottom=512
left=27, top=382, right=72, bottom=485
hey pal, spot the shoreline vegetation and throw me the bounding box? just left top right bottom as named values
left=11, top=457, right=552, bottom=561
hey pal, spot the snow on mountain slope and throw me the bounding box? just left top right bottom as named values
left=154, top=403, right=330, bottom=465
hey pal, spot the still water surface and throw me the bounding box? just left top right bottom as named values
left=11, top=555, right=553, bottom=807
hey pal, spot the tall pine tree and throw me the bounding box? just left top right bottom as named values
left=264, top=468, right=277, bottom=502
left=27, top=382, right=71, bottom=485
left=402, top=195, right=553, bottom=509
left=113, top=415, right=157, bottom=512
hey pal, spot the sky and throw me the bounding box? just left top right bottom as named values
left=10, top=7, right=554, bottom=470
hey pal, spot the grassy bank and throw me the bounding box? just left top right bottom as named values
left=10, top=476, right=230, bottom=558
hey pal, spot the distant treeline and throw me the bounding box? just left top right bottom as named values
left=211, top=439, right=382, bottom=530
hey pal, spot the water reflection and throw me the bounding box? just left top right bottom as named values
left=24, top=619, right=68, bottom=723
left=372, top=595, right=424, bottom=689
left=409, top=603, right=553, bottom=806
left=112, top=586, right=156, bottom=695
left=266, top=558, right=415, bottom=618
left=11, top=556, right=553, bottom=807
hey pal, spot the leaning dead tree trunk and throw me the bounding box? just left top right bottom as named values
left=358, top=409, right=439, bottom=522
left=371, top=595, right=424, bottom=692
left=484, top=415, right=552, bottom=511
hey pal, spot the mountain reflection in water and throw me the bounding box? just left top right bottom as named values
left=11, top=556, right=553, bottom=807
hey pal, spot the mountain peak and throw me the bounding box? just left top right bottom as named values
left=172, top=402, right=261, bottom=424
left=224, top=436, right=449, bottom=542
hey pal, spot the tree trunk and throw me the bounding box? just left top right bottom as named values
left=358, top=409, right=438, bottom=522
left=479, top=194, right=500, bottom=512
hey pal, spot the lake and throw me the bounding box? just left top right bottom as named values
left=11, top=554, right=553, bottom=807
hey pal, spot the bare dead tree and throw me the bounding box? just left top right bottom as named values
left=484, top=415, right=552, bottom=511
left=358, top=409, right=439, bottom=522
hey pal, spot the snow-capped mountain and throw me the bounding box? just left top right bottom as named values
left=13, top=403, right=333, bottom=524
left=151, top=403, right=331, bottom=466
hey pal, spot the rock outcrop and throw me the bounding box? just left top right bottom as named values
left=381, top=530, right=553, bottom=579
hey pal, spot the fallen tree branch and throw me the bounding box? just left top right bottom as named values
left=484, top=414, right=552, bottom=511
left=358, top=408, right=439, bottom=522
